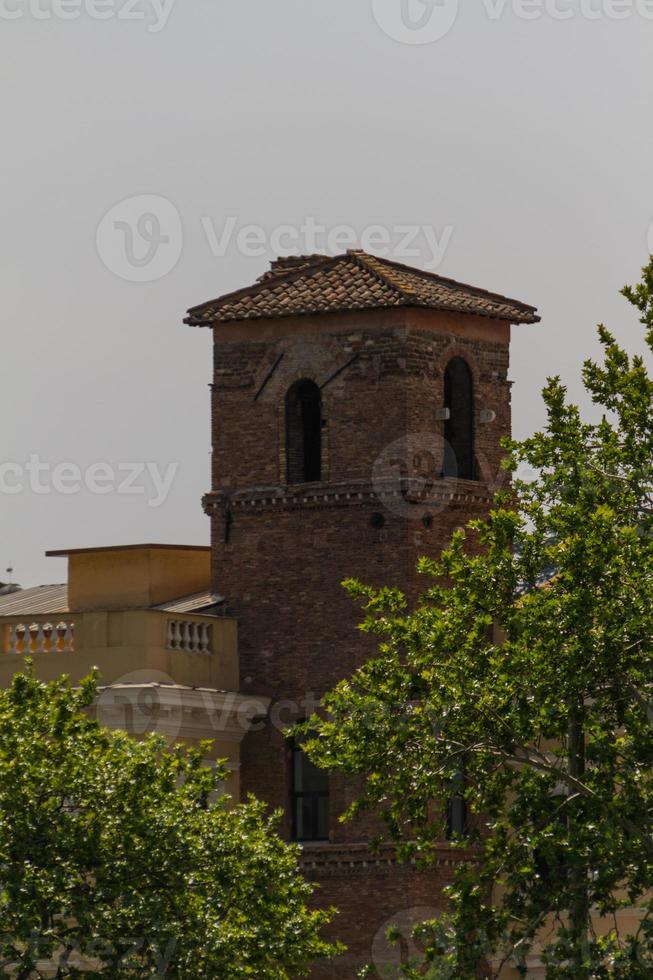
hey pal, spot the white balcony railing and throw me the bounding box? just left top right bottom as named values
left=166, top=620, right=212, bottom=654
left=3, top=620, right=75, bottom=655
left=0, top=614, right=213, bottom=658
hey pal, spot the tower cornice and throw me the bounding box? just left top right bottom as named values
left=202, top=477, right=494, bottom=516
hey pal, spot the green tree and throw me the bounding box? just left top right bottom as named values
left=301, top=260, right=653, bottom=978
left=0, top=668, right=338, bottom=978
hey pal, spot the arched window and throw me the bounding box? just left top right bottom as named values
left=443, top=357, right=475, bottom=480
left=285, top=380, right=322, bottom=484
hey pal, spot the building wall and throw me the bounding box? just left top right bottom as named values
left=302, top=847, right=469, bottom=979
left=210, top=307, right=510, bottom=491
left=65, top=545, right=212, bottom=611
left=0, top=607, right=246, bottom=796
left=206, top=305, right=513, bottom=976
left=0, top=610, right=238, bottom=692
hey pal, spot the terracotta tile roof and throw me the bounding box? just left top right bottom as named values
left=185, top=250, right=540, bottom=327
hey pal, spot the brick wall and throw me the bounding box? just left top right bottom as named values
left=302, top=845, right=477, bottom=979
left=205, top=306, right=511, bottom=976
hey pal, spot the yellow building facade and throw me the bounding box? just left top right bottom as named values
left=0, top=543, right=269, bottom=799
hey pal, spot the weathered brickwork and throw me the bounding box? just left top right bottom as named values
left=204, top=304, right=513, bottom=976
left=302, top=846, right=477, bottom=979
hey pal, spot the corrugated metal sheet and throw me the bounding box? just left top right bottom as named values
left=155, top=591, right=225, bottom=615
left=0, top=585, right=69, bottom=617
left=97, top=682, right=228, bottom=694
left=0, top=586, right=224, bottom=618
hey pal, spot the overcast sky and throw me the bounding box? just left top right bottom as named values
left=2, top=0, right=653, bottom=587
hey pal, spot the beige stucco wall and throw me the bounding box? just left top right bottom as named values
left=0, top=609, right=238, bottom=691
left=0, top=608, right=250, bottom=801
left=64, top=546, right=212, bottom=611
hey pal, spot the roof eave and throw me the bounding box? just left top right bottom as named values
left=185, top=302, right=541, bottom=329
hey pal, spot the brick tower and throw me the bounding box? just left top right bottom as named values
left=185, top=251, right=539, bottom=977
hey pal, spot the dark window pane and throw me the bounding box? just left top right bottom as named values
left=292, top=739, right=329, bottom=842
left=446, top=795, right=468, bottom=838
left=316, top=795, right=329, bottom=840
left=446, top=766, right=468, bottom=839
left=286, top=380, right=322, bottom=484
left=294, top=750, right=329, bottom=794
left=534, top=809, right=569, bottom=887
left=444, top=357, right=475, bottom=481
left=295, top=797, right=312, bottom=842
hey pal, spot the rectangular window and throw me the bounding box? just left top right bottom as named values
left=446, top=794, right=468, bottom=839
left=292, top=737, right=329, bottom=842
left=446, top=766, right=468, bottom=840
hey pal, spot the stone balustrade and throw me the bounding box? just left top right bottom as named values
left=166, top=619, right=212, bottom=655
left=3, top=619, right=75, bottom=655
left=0, top=609, right=236, bottom=694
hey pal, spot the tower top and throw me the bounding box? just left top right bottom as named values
left=185, top=250, right=540, bottom=328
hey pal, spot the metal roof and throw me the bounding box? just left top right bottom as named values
left=0, top=585, right=69, bottom=617
left=97, top=681, right=229, bottom=694
left=0, top=586, right=224, bottom=618
left=155, top=590, right=225, bottom=615
left=46, top=543, right=210, bottom=557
